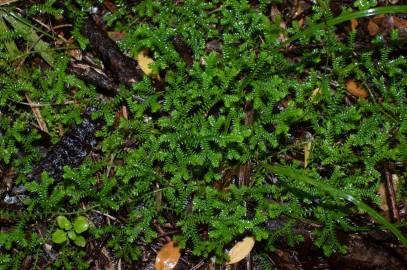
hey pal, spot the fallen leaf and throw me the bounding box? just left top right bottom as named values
left=137, top=50, right=159, bottom=79
left=68, top=49, right=82, bottom=61
left=367, top=20, right=379, bottom=36
left=350, top=19, right=358, bottom=31
left=0, top=0, right=19, bottom=6
left=155, top=241, right=181, bottom=270
left=346, top=79, right=368, bottom=98
left=372, top=14, right=385, bottom=24
left=392, top=16, right=407, bottom=28
left=226, top=236, right=255, bottom=265
left=310, top=87, right=321, bottom=103
left=108, top=31, right=125, bottom=41
left=103, top=0, right=117, bottom=13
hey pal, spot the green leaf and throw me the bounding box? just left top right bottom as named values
left=67, top=231, right=77, bottom=240
left=56, top=216, right=72, bottom=230
left=3, top=12, right=55, bottom=66
left=73, top=216, right=89, bottom=234
left=74, top=235, right=86, bottom=247
left=0, top=14, right=19, bottom=58
left=52, top=229, right=67, bottom=244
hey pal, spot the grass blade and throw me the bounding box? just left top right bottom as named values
left=3, top=12, right=55, bottom=66
left=264, top=164, right=407, bottom=248
left=286, top=5, right=407, bottom=44
left=0, top=12, right=19, bottom=58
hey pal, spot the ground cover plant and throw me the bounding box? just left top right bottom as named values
left=1, top=0, right=407, bottom=269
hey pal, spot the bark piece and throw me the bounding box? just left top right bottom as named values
left=28, top=110, right=101, bottom=181
left=81, top=16, right=143, bottom=86
left=172, top=35, right=194, bottom=68
left=67, top=62, right=118, bottom=93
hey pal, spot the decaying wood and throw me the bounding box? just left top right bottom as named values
left=173, top=35, right=194, bottom=68
left=28, top=109, right=101, bottom=181
left=29, top=15, right=149, bottom=181
left=67, top=62, right=118, bottom=93
left=80, top=16, right=144, bottom=86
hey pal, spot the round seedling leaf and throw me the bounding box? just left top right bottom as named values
left=73, top=216, right=89, bottom=234
left=74, top=235, right=86, bottom=247
left=155, top=241, right=181, bottom=270
left=52, top=229, right=67, bottom=244
left=56, top=215, right=72, bottom=230
left=67, top=230, right=77, bottom=240
left=226, top=236, right=256, bottom=265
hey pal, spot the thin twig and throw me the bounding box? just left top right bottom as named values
left=18, top=100, right=76, bottom=107
left=91, top=209, right=118, bottom=221
left=190, top=260, right=205, bottom=270
left=385, top=170, right=400, bottom=222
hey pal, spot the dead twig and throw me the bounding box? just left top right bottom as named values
left=385, top=170, right=400, bottom=222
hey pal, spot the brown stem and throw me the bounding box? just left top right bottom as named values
left=384, top=170, right=400, bottom=222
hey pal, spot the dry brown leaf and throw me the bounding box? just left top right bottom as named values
left=103, top=0, right=118, bottom=13
left=0, top=0, right=19, bottom=6
left=346, top=79, right=368, bottom=98
left=68, top=49, right=82, bottom=61
left=350, top=19, right=358, bottom=31
left=137, top=50, right=159, bottom=79
left=372, top=14, right=385, bottom=24
left=155, top=241, right=181, bottom=270
left=25, top=94, right=49, bottom=133
left=107, top=31, right=125, bottom=41
left=392, top=16, right=407, bottom=28
left=226, top=236, right=255, bottom=265
left=367, top=20, right=379, bottom=36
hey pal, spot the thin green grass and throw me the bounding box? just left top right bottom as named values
left=266, top=164, right=407, bottom=248
left=286, top=5, right=407, bottom=44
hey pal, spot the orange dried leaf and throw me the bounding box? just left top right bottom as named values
left=155, top=241, right=181, bottom=270
left=107, top=31, right=125, bottom=41
left=346, top=79, right=368, bottom=98
left=367, top=20, right=379, bottom=36
left=226, top=236, right=255, bottom=265
left=103, top=0, right=117, bottom=13
left=372, top=14, right=385, bottom=24
left=392, top=16, right=407, bottom=28
left=350, top=19, right=358, bottom=30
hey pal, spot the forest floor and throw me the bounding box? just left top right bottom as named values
left=1, top=0, right=407, bottom=269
